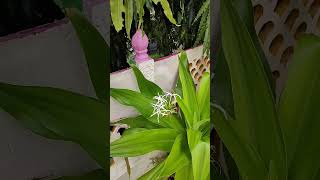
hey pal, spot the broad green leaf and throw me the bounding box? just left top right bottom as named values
left=138, top=161, right=165, bottom=180
left=178, top=52, right=199, bottom=125
left=0, top=83, right=107, bottom=170
left=212, top=0, right=274, bottom=118
left=159, top=114, right=185, bottom=132
left=55, top=169, right=106, bottom=180
left=176, top=97, right=192, bottom=128
left=110, top=88, right=154, bottom=119
left=160, top=134, right=190, bottom=177
left=197, top=72, right=210, bottom=119
left=152, top=0, right=177, bottom=25
left=278, top=35, right=320, bottom=180
left=131, top=65, right=163, bottom=98
left=212, top=108, right=267, bottom=179
left=67, top=9, right=109, bottom=101
left=110, top=0, right=125, bottom=32
left=187, top=129, right=202, bottom=151
left=191, top=142, right=210, bottom=180
left=110, top=128, right=179, bottom=157
left=124, top=0, right=133, bottom=37
left=54, top=0, right=82, bottom=11
left=113, top=115, right=162, bottom=129
left=122, top=128, right=147, bottom=136
left=221, top=0, right=286, bottom=177
left=175, top=164, right=194, bottom=180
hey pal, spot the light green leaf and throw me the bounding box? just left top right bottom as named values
left=131, top=65, right=163, bottom=98
left=110, top=0, right=125, bottom=32
left=175, top=164, right=194, bottom=180
left=67, top=9, right=109, bottom=101
left=191, top=142, right=210, bottom=180
left=124, top=0, right=134, bottom=37
left=122, top=128, right=147, bottom=136
left=160, top=134, right=191, bottom=177
left=113, top=115, right=162, bottom=129
left=110, top=88, right=154, bottom=120
left=0, top=83, right=107, bottom=170
left=187, top=129, right=202, bottom=151
left=110, top=128, right=179, bottom=157
left=152, top=0, right=177, bottom=25
left=221, top=0, right=286, bottom=177
left=197, top=72, right=210, bottom=119
left=178, top=52, right=199, bottom=125
left=138, top=161, right=165, bottom=180
left=278, top=35, right=320, bottom=180
left=160, top=114, right=185, bottom=132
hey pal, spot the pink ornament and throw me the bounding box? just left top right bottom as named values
left=132, top=29, right=151, bottom=63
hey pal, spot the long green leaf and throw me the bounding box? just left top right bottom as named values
left=110, top=88, right=154, bottom=119
left=160, top=134, right=190, bottom=177
left=175, top=164, right=194, bottom=180
left=138, top=161, right=165, bottom=180
left=152, top=0, right=177, bottom=25
left=197, top=72, right=210, bottom=119
left=131, top=65, right=163, bottom=98
left=221, top=0, right=286, bottom=177
left=124, top=0, right=134, bottom=37
left=278, top=35, right=320, bottom=180
left=67, top=9, right=109, bottom=101
left=113, top=115, right=162, bottom=129
left=110, top=128, right=179, bottom=157
left=212, top=0, right=274, bottom=117
left=191, top=142, right=210, bottom=180
left=178, top=52, right=199, bottom=125
left=110, top=0, right=125, bottom=32
left=0, top=83, right=107, bottom=170
left=212, top=108, right=266, bottom=179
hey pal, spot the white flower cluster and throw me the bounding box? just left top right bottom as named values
left=151, top=92, right=181, bottom=123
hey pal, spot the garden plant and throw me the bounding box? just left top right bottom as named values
left=110, top=52, right=210, bottom=180
left=212, top=0, right=320, bottom=179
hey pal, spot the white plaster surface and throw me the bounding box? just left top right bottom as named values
left=0, top=1, right=108, bottom=179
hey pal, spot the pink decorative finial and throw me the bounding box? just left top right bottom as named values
left=132, top=29, right=150, bottom=63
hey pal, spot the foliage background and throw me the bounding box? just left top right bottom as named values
left=111, top=0, right=206, bottom=72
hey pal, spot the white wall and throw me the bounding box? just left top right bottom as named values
left=0, top=1, right=108, bottom=179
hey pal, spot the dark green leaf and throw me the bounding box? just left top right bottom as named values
left=54, top=0, right=83, bottom=11
left=67, top=9, right=109, bottom=101
left=131, top=65, right=163, bottom=98
left=0, top=83, right=107, bottom=170
left=278, top=35, right=320, bottom=180
left=221, top=0, right=286, bottom=177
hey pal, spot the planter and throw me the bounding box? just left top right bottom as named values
left=0, top=1, right=107, bottom=179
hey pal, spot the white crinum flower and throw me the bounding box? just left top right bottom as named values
left=150, top=92, right=181, bottom=123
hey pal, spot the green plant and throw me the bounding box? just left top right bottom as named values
left=0, top=9, right=108, bottom=179
left=212, top=0, right=320, bottom=179
left=110, top=0, right=177, bottom=37
left=110, top=52, right=210, bottom=179
left=193, top=0, right=210, bottom=55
